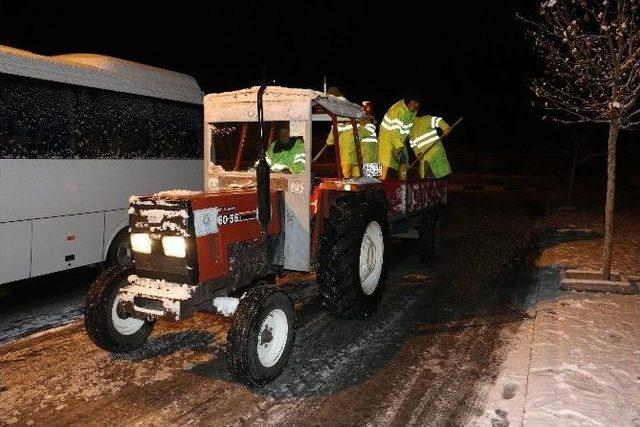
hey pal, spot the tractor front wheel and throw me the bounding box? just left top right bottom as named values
left=227, top=286, right=296, bottom=386
left=84, top=266, right=154, bottom=352
left=317, top=193, right=388, bottom=318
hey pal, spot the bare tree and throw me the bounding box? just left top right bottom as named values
left=523, top=0, right=640, bottom=279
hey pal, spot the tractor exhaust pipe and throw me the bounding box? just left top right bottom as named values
left=256, top=85, right=271, bottom=233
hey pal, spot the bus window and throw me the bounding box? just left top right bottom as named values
left=0, top=73, right=202, bottom=160
left=75, top=88, right=201, bottom=160
left=0, top=74, right=75, bottom=159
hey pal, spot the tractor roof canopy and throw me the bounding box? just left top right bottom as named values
left=204, top=86, right=364, bottom=123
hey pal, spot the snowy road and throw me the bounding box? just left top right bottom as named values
left=1, top=195, right=540, bottom=426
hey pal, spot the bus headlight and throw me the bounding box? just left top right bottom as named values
left=130, top=233, right=152, bottom=254
left=162, top=236, right=186, bottom=258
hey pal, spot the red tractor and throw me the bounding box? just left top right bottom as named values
left=84, top=86, right=447, bottom=385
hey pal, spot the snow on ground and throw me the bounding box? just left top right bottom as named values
left=0, top=304, right=82, bottom=344
left=525, top=287, right=640, bottom=426
left=471, top=222, right=640, bottom=427
left=2, top=196, right=638, bottom=426
left=0, top=270, right=92, bottom=344
left=213, top=297, right=240, bottom=317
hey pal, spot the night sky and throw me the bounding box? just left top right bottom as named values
left=2, top=0, right=636, bottom=175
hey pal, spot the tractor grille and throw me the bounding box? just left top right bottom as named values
left=133, top=251, right=197, bottom=283
left=129, top=196, right=199, bottom=284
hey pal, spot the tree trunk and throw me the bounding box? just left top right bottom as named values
left=602, top=121, right=619, bottom=280
left=567, top=144, right=578, bottom=207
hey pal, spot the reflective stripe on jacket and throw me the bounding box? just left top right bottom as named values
left=262, top=138, right=305, bottom=174
left=408, top=115, right=451, bottom=178
left=378, top=100, right=416, bottom=170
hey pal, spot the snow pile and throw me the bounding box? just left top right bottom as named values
left=138, top=208, right=190, bottom=236
left=122, top=276, right=197, bottom=321
left=212, top=297, right=240, bottom=317
left=153, top=189, right=201, bottom=197
left=125, top=275, right=195, bottom=301
left=341, top=176, right=382, bottom=185
left=1, top=45, right=202, bottom=104
left=138, top=208, right=188, bottom=221
left=206, top=86, right=364, bottom=119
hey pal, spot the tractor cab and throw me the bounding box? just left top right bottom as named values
left=204, top=86, right=373, bottom=272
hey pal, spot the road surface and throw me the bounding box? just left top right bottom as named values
left=1, top=194, right=539, bottom=426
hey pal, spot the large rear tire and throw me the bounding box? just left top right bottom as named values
left=227, top=286, right=296, bottom=386
left=84, top=266, right=153, bottom=352
left=317, top=193, right=388, bottom=318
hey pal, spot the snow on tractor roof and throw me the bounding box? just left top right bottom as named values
left=205, top=86, right=365, bottom=119
left=0, top=45, right=203, bottom=104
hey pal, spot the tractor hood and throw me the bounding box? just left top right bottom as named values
left=128, top=187, right=282, bottom=285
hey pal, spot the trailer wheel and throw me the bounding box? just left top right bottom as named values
left=419, top=209, right=442, bottom=261
left=227, top=286, right=296, bottom=386
left=84, top=266, right=153, bottom=352
left=107, top=229, right=133, bottom=268
left=317, top=193, right=388, bottom=318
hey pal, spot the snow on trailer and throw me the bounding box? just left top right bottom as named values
left=84, top=85, right=447, bottom=386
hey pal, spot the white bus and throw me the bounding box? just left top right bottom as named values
left=0, top=46, right=203, bottom=285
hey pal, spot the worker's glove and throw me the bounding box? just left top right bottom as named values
left=397, top=148, right=408, bottom=164
left=436, top=127, right=444, bottom=137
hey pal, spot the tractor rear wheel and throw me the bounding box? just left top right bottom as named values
left=317, top=193, right=388, bottom=318
left=227, top=285, right=296, bottom=386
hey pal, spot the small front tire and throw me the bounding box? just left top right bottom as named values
left=227, top=286, right=296, bottom=386
left=84, top=266, right=154, bottom=352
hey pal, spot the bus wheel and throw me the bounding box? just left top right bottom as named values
left=107, top=229, right=133, bottom=267
left=85, top=266, right=154, bottom=352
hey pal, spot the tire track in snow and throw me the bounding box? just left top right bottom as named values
left=253, top=293, right=421, bottom=426
left=406, top=325, right=488, bottom=426
left=365, top=325, right=476, bottom=426
left=133, top=301, right=335, bottom=426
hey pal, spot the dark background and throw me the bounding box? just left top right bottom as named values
left=1, top=0, right=637, bottom=178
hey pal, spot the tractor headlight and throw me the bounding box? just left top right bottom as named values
left=130, top=233, right=152, bottom=254
left=162, top=236, right=186, bottom=258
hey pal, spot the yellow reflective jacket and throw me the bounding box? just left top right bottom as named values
left=378, top=100, right=416, bottom=170
left=326, top=122, right=359, bottom=166
left=359, top=119, right=378, bottom=164
left=408, top=115, right=451, bottom=178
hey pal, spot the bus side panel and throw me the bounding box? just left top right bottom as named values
left=0, top=221, right=32, bottom=284
left=31, top=213, right=104, bottom=278
left=0, top=159, right=202, bottom=223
